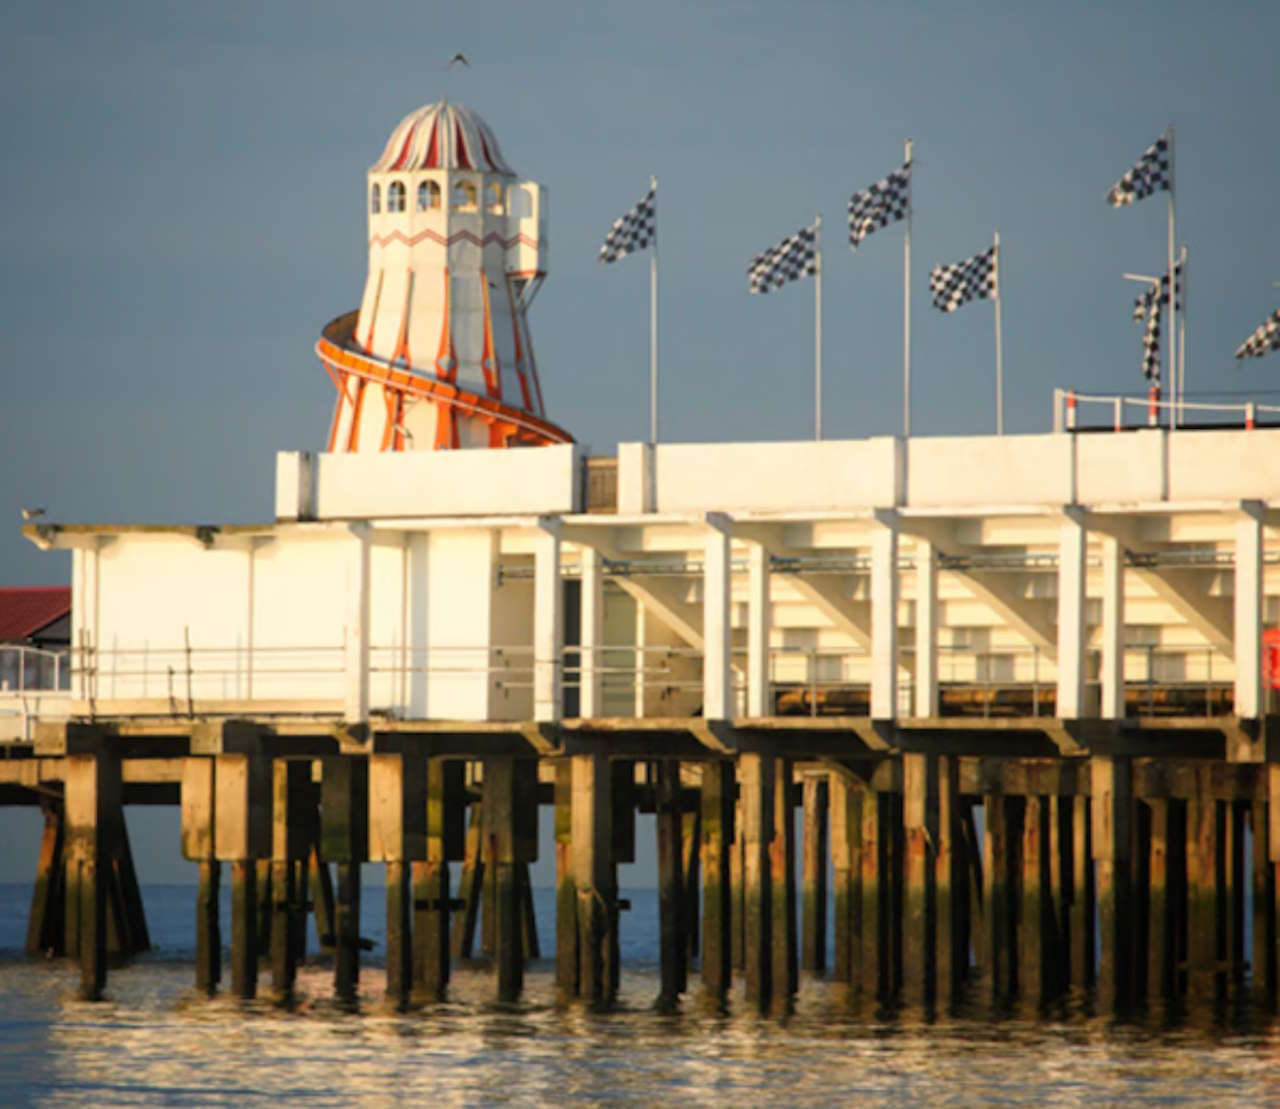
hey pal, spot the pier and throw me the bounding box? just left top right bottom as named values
left=5, top=427, right=1280, bottom=1016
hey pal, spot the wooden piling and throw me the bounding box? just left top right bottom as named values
left=1185, top=786, right=1218, bottom=1003
left=216, top=750, right=271, bottom=1000
left=936, top=758, right=958, bottom=1007
left=730, top=794, right=745, bottom=973
left=769, top=758, right=797, bottom=1016
left=681, top=805, right=700, bottom=974
left=484, top=758, right=524, bottom=1003
left=1252, top=796, right=1276, bottom=1005
left=1228, top=800, right=1247, bottom=991
left=182, top=757, right=220, bottom=993
left=983, top=792, right=1009, bottom=1003
left=1017, top=795, right=1051, bottom=1008
left=1092, top=756, right=1134, bottom=1015
left=801, top=776, right=828, bottom=976
left=1146, top=799, right=1173, bottom=1004
left=27, top=802, right=65, bottom=957
left=861, top=788, right=887, bottom=1000
left=571, top=752, right=615, bottom=1008
left=656, top=760, right=684, bottom=1009
left=412, top=758, right=458, bottom=1003
left=700, top=760, right=734, bottom=1006
left=829, top=774, right=861, bottom=987
left=229, top=859, right=258, bottom=999
left=321, top=755, right=368, bottom=1004
left=739, top=753, right=772, bottom=1012
left=451, top=800, right=484, bottom=961
left=270, top=760, right=311, bottom=1001
left=64, top=746, right=122, bottom=1001
left=1067, top=794, right=1093, bottom=992
left=554, top=760, right=578, bottom=997
left=902, top=754, right=935, bottom=1007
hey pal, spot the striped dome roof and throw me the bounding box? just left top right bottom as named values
left=371, top=100, right=514, bottom=176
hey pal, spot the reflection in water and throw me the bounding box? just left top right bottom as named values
left=0, top=960, right=1277, bottom=1106
left=1, top=881, right=1279, bottom=1106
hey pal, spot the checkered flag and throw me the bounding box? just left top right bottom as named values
left=1235, top=309, right=1280, bottom=360
left=1132, top=262, right=1184, bottom=322
left=848, top=161, right=910, bottom=250
left=929, top=243, right=998, bottom=313
left=599, top=182, right=656, bottom=263
left=748, top=223, right=818, bottom=293
left=1131, top=263, right=1184, bottom=384
left=1107, top=130, right=1172, bottom=208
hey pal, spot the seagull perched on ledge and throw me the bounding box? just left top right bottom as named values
left=20, top=506, right=45, bottom=521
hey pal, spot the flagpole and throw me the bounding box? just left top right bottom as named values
left=903, top=139, right=913, bottom=438
left=1178, top=241, right=1187, bottom=427
left=815, top=213, right=823, bottom=441
left=994, top=230, right=1003, bottom=436
left=1166, top=125, right=1176, bottom=431
left=650, top=175, right=658, bottom=444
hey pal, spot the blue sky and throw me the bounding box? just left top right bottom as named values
left=1, top=1, right=1278, bottom=880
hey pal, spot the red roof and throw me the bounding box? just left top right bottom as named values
left=0, top=587, right=71, bottom=641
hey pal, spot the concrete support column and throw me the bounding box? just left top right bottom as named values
left=935, top=757, right=958, bottom=1007
left=700, top=761, right=734, bottom=1006
left=1018, top=796, right=1051, bottom=1007
left=1091, top=755, right=1133, bottom=1014
left=534, top=520, right=564, bottom=723
left=1057, top=513, right=1087, bottom=719
left=321, top=756, right=369, bottom=1004
left=871, top=514, right=899, bottom=721
left=64, top=746, right=122, bottom=1001
left=1235, top=504, right=1264, bottom=720
left=344, top=524, right=371, bottom=723
left=801, top=776, right=828, bottom=975
left=1100, top=534, right=1125, bottom=720
left=579, top=547, right=604, bottom=718
left=747, top=543, right=771, bottom=716
left=739, top=753, right=773, bottom=1011
left=571, top=753, right=615, bottom=1007
left=914, top=538, right=938, bottom=718
left=703, top=519, right=732, bottom=720
left=1067, top=795, right=1093, bottom=991
left=1185, top=778, right=1217, bottom=1002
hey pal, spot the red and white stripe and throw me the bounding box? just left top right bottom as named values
left=372, top=100, right=514, bottom=176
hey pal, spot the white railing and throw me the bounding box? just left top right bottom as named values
left=1054, top=387, right=1280, bottom=432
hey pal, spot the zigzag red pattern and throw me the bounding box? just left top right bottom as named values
left=368, top=228, right=538, bottom=250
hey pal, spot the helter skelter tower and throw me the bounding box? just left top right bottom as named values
left=315, top=99, right=572, bottom=451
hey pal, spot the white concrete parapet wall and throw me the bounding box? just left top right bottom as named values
left=617, top=428, right=1280, bottom=513
left=276, top=443, right=582, bottom=521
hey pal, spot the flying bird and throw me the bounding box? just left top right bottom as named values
left=448, top=52, right=469, bottom=68
left=21, top=507, right=45, bottom=521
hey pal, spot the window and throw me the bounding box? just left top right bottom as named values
left=388, top=181, right=406, bottom=212
left=486, top=181, right=504, bottom=213
left=370, top=184, right=381, bottom=214
left=453, top=179, right=477, bottom=211
left=418, top=180, right=441, bottom=211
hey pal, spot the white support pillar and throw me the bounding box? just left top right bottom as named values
left=703, top=517, right=732, bottom=721
left=343, top=524, right=371, bottom=722
left=1056, top=513, right=1087, bottom=719
left=871, top=513, right=899, bottom=721
left=1234, top=503, right=1264, bottom=720
left=747, top=543, right=771, bottom=716
left=634, top=600, right=647, bottom=718
left=579, top=545, right=603, bottom=718
left=914, top=537, right=938, bottom=718
left=534, top=519, right=564, bottom=723
left=1100, top=534, right=1125, bottom=720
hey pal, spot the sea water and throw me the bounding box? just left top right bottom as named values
left=1, top=883, right=1278, bottom=1106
